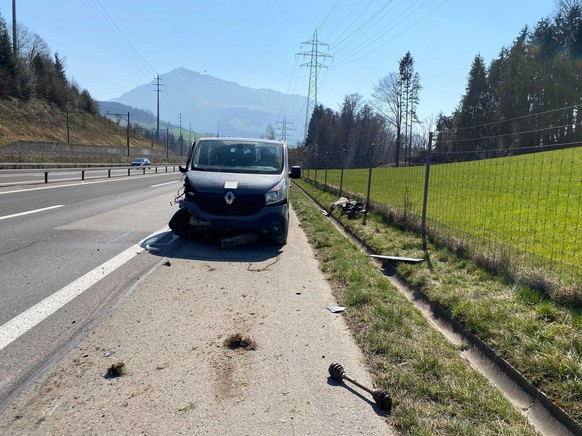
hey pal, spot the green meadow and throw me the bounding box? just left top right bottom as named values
left=311, top=146, right=581, bottom=282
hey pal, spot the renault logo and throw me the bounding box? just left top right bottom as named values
left=224, top=191, right=235, bottom=205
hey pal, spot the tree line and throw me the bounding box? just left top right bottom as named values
left=0, top=10, right=98, bottom=114
left=301, top=51, right=423, bottom=169
left=435, top=0, right=582, bottom=161
left=301, top=0, right=582, bottom=167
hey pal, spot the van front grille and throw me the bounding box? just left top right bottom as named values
left=193, top=192, right=265, bottom=216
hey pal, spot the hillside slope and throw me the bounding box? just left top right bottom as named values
left=0, top=98, right=157, bottom=150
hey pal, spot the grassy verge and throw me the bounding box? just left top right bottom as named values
left=291, top=179, right=581, bottom=433
left=315, top=146, right=581, bottom=285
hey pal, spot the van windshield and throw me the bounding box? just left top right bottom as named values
left=191, top=140, right=283, bottom=174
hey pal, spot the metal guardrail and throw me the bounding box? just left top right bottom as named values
left=0, top=163, right=183, bottom=184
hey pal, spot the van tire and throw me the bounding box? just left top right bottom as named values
left=169, top=208, right=191, bottom=239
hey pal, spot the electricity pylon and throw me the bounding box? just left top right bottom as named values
left=277, top=116, right=294, bottom=142
left=296, top=29, right=332, bottom=140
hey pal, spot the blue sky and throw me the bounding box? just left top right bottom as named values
left=1, top=0, right=556, bottom=133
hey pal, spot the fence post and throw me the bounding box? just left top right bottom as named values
left=314, top=147, right=319, bottom=183
left=421, top=132, right=433, bottom=251
left=339, top=147, right=345, bottom=198
left=364, top=142, right=374, bottom=225
left=324, top=152, right=328, bottom=191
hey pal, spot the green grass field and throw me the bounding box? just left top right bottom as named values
left=292, top=181, right=582, bottom=429
left=310, top=146, right=581, bottom=282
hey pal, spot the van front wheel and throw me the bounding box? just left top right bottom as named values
left=169, top=208, right=191, bottom=239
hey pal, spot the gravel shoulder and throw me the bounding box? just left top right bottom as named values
left=0, top=210, right=394, bottom=435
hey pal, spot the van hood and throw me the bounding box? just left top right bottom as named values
left=184, top=171, right=283, bottom=194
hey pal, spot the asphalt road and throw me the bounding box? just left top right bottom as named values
left=0, top=207, right=394, bottom=435
left=0, top=171, right=183, bottom=409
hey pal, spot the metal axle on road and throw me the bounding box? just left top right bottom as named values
left=328, top=362, right=392, bottom=412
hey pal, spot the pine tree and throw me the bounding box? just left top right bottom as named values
left=454, top=54, right=490, bottom=160
left=0, top=13, right=16, bottom=98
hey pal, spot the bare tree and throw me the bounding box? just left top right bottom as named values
left=11, top=22, right=50, bottom=68
left=262, top=123, right=276, bottom=140
left=371, top=72, right=403, bottom=166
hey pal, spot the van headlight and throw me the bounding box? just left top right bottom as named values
left=265, top=178, right=287, bottom=205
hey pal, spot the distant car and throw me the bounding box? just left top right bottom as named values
left=130, top=158, right=151, bottom=166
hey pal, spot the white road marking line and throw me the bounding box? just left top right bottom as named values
left=150, top=181, right=180, bottom=188
left=0, top=226, right=168, bottom=351
left=0, top=205, right=65, bottom=221
left=0, top=173, right=179, bottom=195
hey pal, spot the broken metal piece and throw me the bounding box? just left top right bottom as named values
left=328, top=362, right=392, bottom=412
left=219, top=233, right=258, bottom=250
left=370, top=254, right=423, bottom=263
left=327, top=306, right=345, bottom=313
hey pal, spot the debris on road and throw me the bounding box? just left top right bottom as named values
left=370, top=254, right=423, bottom=263
left=327, top=306, right=345, bottom=313
left=328, top=362, right=392, bottom=412
left=103, top=350, right=115, bottom=358
left=219, top=233, right=258, bottom=250
left=224, top=333, right=257, bottom=350
left=330, top=197, right=366, bottom=219
left=105, top=361, right=126, bottom=378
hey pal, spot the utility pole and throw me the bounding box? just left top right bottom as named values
left=276, top=116, right=295, bottom=142
left=66, top=107, right=70, bottom=143
left=105, top=111, right=131, bottom=157
left=178, top=113, right=183, bottom=156
left=127, top=112, right=130, bottom=156
left=153, top=75, right=162, bottom=144
left=296, top=29, right=332, bottom=140
left=12, top=0, right=17, bottom=57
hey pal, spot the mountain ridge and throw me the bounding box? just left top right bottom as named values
left=109, top=68, right=307, bottom=140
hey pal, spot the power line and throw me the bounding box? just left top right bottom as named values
left=330, top=0, right=449, bottom=69
left=317, top=0, right=346, bottom=34
left=453, top=104, right=580, bottom=132
left=73, top=0, right=155, bottom=83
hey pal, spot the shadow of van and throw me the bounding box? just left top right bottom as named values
left=141, top=230, right=282, bottom=263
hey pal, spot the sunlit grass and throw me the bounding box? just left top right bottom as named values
left=293, top=179, right=582, bottom=428
left=313, top=147, right=581, bottom=281
left=290, top=184, right=538, bottom=434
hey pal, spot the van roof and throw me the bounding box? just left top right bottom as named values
left=196, top=137, right=285, bottom=146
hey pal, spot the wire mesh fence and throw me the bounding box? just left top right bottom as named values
left=300, top=143, right=581, bottom=289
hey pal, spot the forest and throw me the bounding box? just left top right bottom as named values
left=300, top=0, right=582, bottom=168
left=0, top=10, right=98, bottom=115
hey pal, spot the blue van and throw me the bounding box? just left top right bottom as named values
left=170, top=137, right=301, bottom=244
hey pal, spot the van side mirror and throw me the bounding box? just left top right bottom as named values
left=289, top=166, right=301, bottom=179
left=179, top=165, right=187, bottom=174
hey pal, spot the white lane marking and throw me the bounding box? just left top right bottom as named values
left=0, top=172, right=180, bottom=195
left=0, top=227, right=168, bottom=351
left=151, top=181, right=180, bottom=188
left=0, top=205, right=65, bottom=221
